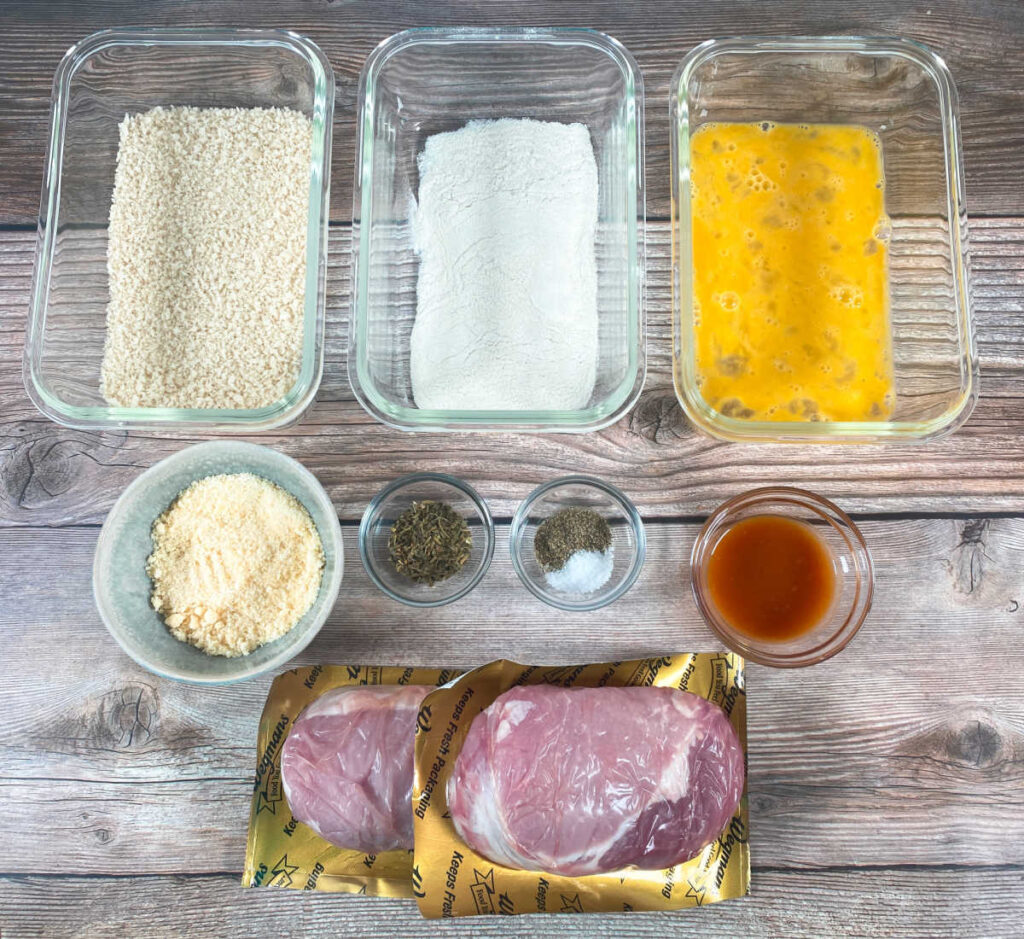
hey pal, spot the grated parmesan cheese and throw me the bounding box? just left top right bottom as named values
left=146, top=473, right=324, bottom=657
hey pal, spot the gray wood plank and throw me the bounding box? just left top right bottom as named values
left=1, top=867, right=1023, bottom=939
left=0, top=2, right=1022, bottom=937
left=3, top=219, right=1023, bottom=526
left=2, top=519, right=1022, bottom=875
left=1, top=0, right=1023, bottom=223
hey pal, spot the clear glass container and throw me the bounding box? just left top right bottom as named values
left=510, top=476, right=645, bottom=612
left=691, top=487, right=873, bottom=667
left=359, top=473, right=495, bottom=607
left=350, top=27, right=645, bottom=432
left=24, top=28, right=334, bottom=432
left=671, top=37, right=977, bottom=443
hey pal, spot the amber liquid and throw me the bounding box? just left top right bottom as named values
left=705, top=515, right=837, bottom=642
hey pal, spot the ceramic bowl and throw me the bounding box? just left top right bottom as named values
left=93, top=441, right=343, bottom=684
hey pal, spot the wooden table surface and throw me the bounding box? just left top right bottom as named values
left=2, top=1, right=1024, bottom=936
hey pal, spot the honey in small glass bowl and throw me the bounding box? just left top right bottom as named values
left=691, top=487, right=873, bottom=667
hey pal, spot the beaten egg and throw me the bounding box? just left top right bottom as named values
left=690, top=121, right=894, bottom=423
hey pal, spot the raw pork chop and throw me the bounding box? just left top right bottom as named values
left=447, top=685, right=744, bottom=875
left=281, top=685, right=431, bottom=853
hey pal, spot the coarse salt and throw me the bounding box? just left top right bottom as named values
left=545, top=547, right=615, bottom=595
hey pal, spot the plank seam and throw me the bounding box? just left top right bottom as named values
left=5, top=510, right=1024, bottom=534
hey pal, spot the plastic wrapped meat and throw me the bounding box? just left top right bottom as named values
left=447, top=685, right=745, bottom=876
left=281, top=685, right=431, bottom=854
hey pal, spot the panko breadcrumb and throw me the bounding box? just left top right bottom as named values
left=146, top=473, right=324, bottom=657
left=100, top=106, right=313, bottom=409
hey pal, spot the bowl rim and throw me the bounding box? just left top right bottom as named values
left=689, top=485, right=874, bottom=667
left=24, top=26, right=334, bottom=433
left=509, top=474, right=647, bottom=612
left=669, top=35, right=978, bottom=444
left=92, top=440, right=344, bottom=684
left=348, top=26, right=646, bottom=433
left=358, top=471, right=495, bottom=608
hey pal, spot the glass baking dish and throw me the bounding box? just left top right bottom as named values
left=349, top=27, right=645, bottom=433
left=671, top=37, right=977, bottom=443
left=24, top=28, right=334, bottom=432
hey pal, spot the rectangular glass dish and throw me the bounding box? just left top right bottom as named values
left=24, top=28, right=334, bottom=432
left=349, top=27, right=645, bottom=433
left=671, top=37, right=977, bottom=443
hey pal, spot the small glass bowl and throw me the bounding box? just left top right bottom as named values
left=510, top=476, right=645, bottom=611
left=359, top=473, right=494, bottom=607
left=691, top=487, right=873, bottom=667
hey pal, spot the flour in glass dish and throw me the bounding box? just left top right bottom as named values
left=410, top=119, right=599, bottom=411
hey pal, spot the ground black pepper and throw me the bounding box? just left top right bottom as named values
left=533, top=507, right=612, bottom=572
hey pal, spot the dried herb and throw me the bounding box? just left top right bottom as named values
left=388, top=500, right=472, bottom=586
left=534, top=507, right=612, bottom=572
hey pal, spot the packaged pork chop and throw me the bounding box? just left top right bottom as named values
left=412, top=655, right=749, bottom=918
left=243, top=663, right=461, bottom=897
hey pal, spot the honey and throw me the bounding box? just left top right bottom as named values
left=705, top=515, right=837, bottom=642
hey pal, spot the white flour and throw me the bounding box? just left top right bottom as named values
left=410, top=119, right=598, bottom=411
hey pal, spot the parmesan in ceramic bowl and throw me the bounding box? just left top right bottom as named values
left=93, top=442, right=343, bottom=684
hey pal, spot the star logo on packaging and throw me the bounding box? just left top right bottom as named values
left=470, top=868, right=497, bottom=915
left=256, top=767, right=283, bottom=815
left=685, top=879, right=708, bottom=907
left=269, top=854, right=299, bottom=887
left=560, top=893, right=584, bottom=913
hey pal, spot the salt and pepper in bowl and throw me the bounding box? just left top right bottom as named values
left=510, top=476, right=647, bottom=612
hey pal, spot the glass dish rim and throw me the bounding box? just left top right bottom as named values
left=669, top=34, right=978, bottom=443
left=509, top=474, right=647, bottom=612
left=23, top=26, right=335, bottom=432
left=91, top=440, right=345, bottom=685
left=358, top=471, right=496, bottom=608
left=349, top=25, right=646, bottom=433
left=690, top=485, right=874, bottom=667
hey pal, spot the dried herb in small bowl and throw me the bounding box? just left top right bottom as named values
left=388, top=500, right=472, bottom=586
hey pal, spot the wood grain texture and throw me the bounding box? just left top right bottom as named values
left=2, top=519, right=1022, bottom=877
left=2, top=2, right=1024, bottom=935
left=1, top=1, right=1024, bottom=223
left=3, top=219, right=1023, bottom=525
left=2, top=867, right=1024, bottom=939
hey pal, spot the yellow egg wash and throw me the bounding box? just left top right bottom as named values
left=689, top=121, right=894, bottom=423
